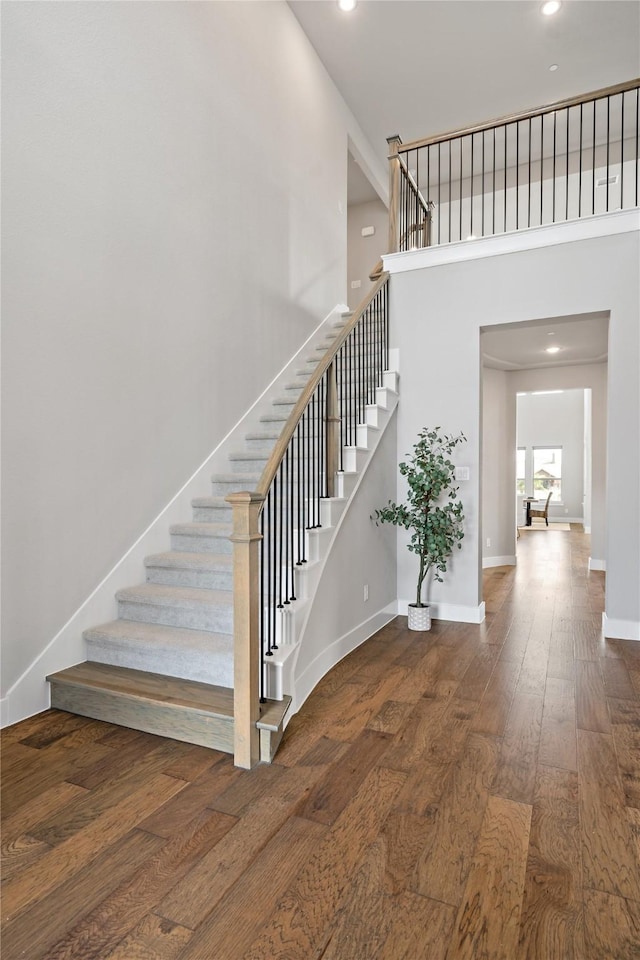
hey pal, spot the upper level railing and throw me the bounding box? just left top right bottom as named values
left=388, top=78, right=640, bottom=253
left=227, top=275, right=389, bottom=768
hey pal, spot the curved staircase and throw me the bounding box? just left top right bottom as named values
left=47, top=303, right=398, bottom=765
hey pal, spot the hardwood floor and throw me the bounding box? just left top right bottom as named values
left=2, top=527, right=639, bottom=959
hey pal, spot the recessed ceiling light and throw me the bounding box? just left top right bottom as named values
left=542, top=1, right=561, bottom=15
left=549, top=64, right=559, bottom=72
left=546, top=346, right=561, bottom=354
left=338, top=0, right=357, bottom=10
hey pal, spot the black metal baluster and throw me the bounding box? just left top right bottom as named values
left=540, top=113, right=544, bottom=226
left=592, top=99, right=596, bottom=214
left=277, top=465, right=283, bottom=614
left=470, top=133, right=474, bottom=238
left=296, top=422, right=302, bottom=566
left=578, top=102, right=583, bottom=218
left=516, top=121, right=520, bottom=230
left=504, top=124, right=508, bottom=233
left=620, top=92, right=625, bottom=209
left=259, top=507, right=265, bottom=700
left=481, top=130, right=485, bottom=237
left=283, top=448, right=290, bottom=604
left=527, top=117, right=531, bottom=228
left=459, top=137, right=463, bottom=241
left=553, top=111, right=557, bottom=223
left=447, top=140, right=452, bottom=243
left=606, top=95, right=611, bottom=212
left=636, top=87, right=639, bottom=207
left=492, top=128, right=496, bottom=235
left=290, top=443, right=296, bottom=600
left=565, top=107, right=570, bottom=222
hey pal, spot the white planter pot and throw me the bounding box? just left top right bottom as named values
left=408, top=603, right=431, bottom=631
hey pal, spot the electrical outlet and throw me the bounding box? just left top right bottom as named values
left=486, top=537, right=491, bottom=547
left=363, top=584, right=369, bottom=602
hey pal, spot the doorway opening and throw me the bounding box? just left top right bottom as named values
left=480, top=312, right=609, bottom=578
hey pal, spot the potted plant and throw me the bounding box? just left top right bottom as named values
left=375, top=427, right=466, bottom=630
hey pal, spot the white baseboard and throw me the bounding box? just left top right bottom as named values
left=1, top=305, right=349, bottom=730
left=290, top=608, right=397, bottom=718
left=398, top=599, right=486, bottom=624
left=483, top=556, right=516, bottom=569
left=602, top=613, right=640, bottom=642
left=589, top=557, right=606, bottom=572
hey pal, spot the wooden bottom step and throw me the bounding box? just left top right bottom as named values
left=47, top=662, right=292, bottom=765
left=47, top=661, right=236, bottom=754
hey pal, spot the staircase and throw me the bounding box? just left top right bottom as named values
left=47, top=304, right=398, bottom=765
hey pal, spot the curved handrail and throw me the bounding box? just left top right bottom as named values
left=255, top=271, right=390, bottom=501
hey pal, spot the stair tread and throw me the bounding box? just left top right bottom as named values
left=191, top=496, right=231, bottom=508
left=85, top=618, right=234, bottom=648
left=145, top=551, right=233, bottom=570
left=228, top=451, right=269, bottom=461
left=116, top=583, right=232, bottom=607
left=48, top=662, right=234, bottom=717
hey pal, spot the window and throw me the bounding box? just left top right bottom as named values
left=516, top=447, right=526, bottom=495
left=533, top=447, right=562, bottom=501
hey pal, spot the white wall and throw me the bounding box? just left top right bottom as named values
left=388, top=223, right=639, bottom=637
left=293, top=414, right=398, bottom=711
left=1, top=1, right=387, bottom=704
left=347, top=199, right=389, bottom=310
left=482, top=367, right=517, bottom=565
left=516, top=389, right=585, bottom=520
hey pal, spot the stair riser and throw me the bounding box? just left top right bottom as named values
left=170, top=533, right=232, bottom=554
left=117, top=598, right=233, bottom=633
left=244, top=437, right=278, bottom=453
left=145, top=566, right=233, bottom=590
left=229, top=458, right=269, bottom=474
left=211, top=478, right=260, bottom=496
left=192, top=506, right=233, bottom=523
left=85, top=641, right=234, bottom=688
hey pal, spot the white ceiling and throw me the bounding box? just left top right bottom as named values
left=481, top=313, right=609, bottom=370
left=290, top=0, right=634, bottom=370
left=290, top=1, right=640, bottom=167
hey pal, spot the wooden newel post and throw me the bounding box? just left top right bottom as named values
left=325, top=361, right=340, bottom=498
left=387, top=134, right=403, bottom=254
left=226, top=490, right=264, bottom=769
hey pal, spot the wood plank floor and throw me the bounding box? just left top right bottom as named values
left=2, top=527, right=640, bottom=959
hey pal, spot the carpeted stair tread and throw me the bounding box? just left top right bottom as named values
left=145, top=551, right=233, bottom=571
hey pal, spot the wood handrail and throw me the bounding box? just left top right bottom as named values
left=254, top=272, right=390, bottom=500
left=395, top=77, right=640, bottom=155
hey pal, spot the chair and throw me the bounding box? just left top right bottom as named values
left=529, top=491, right=553, bottom=525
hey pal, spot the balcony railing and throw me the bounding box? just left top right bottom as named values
left=388, top=78, right=640, bottom=252
left=227, top=276, right=389, bottom=767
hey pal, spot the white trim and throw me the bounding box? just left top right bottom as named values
left=483, top=555, right=516, bottom=568
left=384, top=208, right=640, bottom=275
left=289, top=608, right=396, bottom=720
left=1, top=305, right=350, bottom=728
left=398, top=599, right=486, bottom=624
left=602, top=613, right=640, bottom=642
left=589, top=557, right=606, bottom=572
